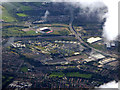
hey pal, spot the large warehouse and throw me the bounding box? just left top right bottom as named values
left=87, top=37, right=102, bottom=44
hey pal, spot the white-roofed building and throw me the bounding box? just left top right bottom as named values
left=99, top=58, right=116, bottom=65
left=36, top=27, right=53, bottom=34
left=90, top=53, right=105, bottom=60
left=87, top=37, right=102, bottom=44
left=39, top=27, right=49, bottom=31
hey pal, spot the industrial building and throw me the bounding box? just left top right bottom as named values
left=83, top=53, right=105, bottom=63
left=87, top=37, right=102, bottom=44
left=105, top=41, right=116, bottom=48
left=90, top=53, right=105, bottom=60
left=98, top=58, right=116, bottom=65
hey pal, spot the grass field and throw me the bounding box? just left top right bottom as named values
left=49, top=72, right=65, bottom=78
left=2, top=27, right=25, bottom=37
left=49, top=71, right=92, bottom=79
left=25, top=30, right=37, bottom=35
left=2, top=76, right=14, bottom=86
left=2, top=8, right=17, bottom=22
left=19, top=6, right=32, bottom=11
left=91, top=44, right=105, bottom=51
left=66, top=72, right=92, bottom=78
left=17, top=13, right=28, bottom=17
left=2, top=3, right=32, bottom=22
left=50, top=27, right=70, bottom=36
left=21, top=66, right=28, bottom=72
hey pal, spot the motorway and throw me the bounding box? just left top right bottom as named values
left=69, top=23, right=118, bottom=58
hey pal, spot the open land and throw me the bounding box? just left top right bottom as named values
left=2, top=2, right=119, bottom=89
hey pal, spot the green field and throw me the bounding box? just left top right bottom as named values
left=49, top=71, right=92, bottom=79
left=66, top=72, right=92, bottom=78
left=2, top=76, right=14, bottom=86
left=2, top=3, right=32, bottom=22
left=19, top=6, right=32, bottom=11
left=25, top=30, right=37, bottom=35
left=21, top=66, right=28, bottom=72
left=58, top=30, right=70, bottom=36
left=91, top=44, right=105, bottom=51
left=49, top=72, right=65, bottom=78
left=2, top=26, right=26, bottom=37
left=17, top=13, right=28, bottom=17
left=2, top=9, right=17, bottom=22
left=2, top=76, right=5, bottom=79
left=50, top=27, right=70, bottom=36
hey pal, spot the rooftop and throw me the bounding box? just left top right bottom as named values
left=90, top=53, right=105, bottom=60
left=87, top=37, right=102, bottom=44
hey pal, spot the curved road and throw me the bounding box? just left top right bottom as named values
left=69, top=23, right=117, bottom=58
